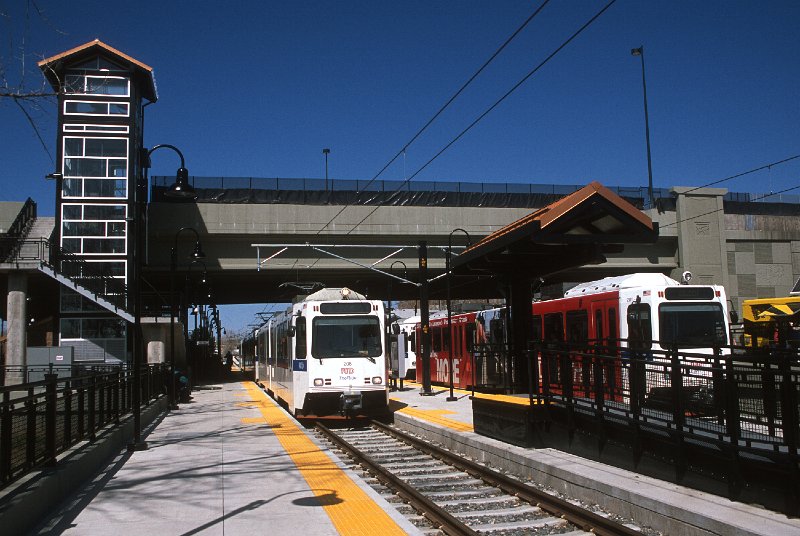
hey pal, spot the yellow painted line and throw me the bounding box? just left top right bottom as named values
left=241, top=382, right=407, bottom=536
left=391, top=404, right=474, bottom=433
left=241, top=417, right=264, bottom=424
left=403, top=380, right=543, bottom=406
left=471, top=392, right=544, bottom=406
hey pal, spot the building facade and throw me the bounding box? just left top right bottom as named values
left=38, top=40, right=157, bottom=362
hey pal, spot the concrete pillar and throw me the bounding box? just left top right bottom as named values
left=509, top=277, right=533, bottom=393
left=672, top=187, right=729, bottom=289
left=6, top=272, right=28, bottom=385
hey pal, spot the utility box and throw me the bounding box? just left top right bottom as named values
left=26, top=346, right=74, bottom=382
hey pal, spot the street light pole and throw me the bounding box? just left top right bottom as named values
left=388, top=260, right=407, bottom=388
left=446, top=228, right=470, bottom=402
left=127, top=143, right=193, bottom=450
left=631, top=46, right=654, bottom=209
left=170, top=227, right=205, bottom=408
left=322, top=148, right=330, bottom=193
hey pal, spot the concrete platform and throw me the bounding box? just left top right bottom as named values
left=9, top=378, right=799, bottom=536
left=388, top=381, right=800, bottom=536
left=25, top=380, right=421, bottom=536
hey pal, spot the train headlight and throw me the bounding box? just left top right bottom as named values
left=313, top=378, right=324, bottom=387
left=372, top=376, right=383, bottom=385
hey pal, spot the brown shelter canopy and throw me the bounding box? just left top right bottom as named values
left=452, top=181, right=658, bottom=278
left=447, top=181, right=659, bottom=393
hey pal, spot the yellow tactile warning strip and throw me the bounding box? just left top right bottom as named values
left=391, top=405, right=474, bottom=432
left=240, top=382, right=408, bottom=536
left=471, top=392, right=544, bottom=406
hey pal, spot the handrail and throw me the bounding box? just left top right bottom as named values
left=0, top=365, right=167, bottom=489
left=0, top=237, right=129, bottom=312
left=6, top=198, right=37, bottom=238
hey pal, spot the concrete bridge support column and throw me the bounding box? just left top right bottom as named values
left=5, top=271, right=28, bottom=385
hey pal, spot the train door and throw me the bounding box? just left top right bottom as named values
left=626, top=300, right=653, bottom=353
left=542, top=312, right=564, bottom=393
left=294, top=316, right=307, bottom=358
left=565, top=309, right=589, bottom=397
left=463, top=320, right=476, bottom=388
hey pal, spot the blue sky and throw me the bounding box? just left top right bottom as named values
left=1, top=0, right=798, bottom=333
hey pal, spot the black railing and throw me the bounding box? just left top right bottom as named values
left=54, top=246, right=128, bottom=310
left=0, top=364, right=167, bottom=489
left=0, top=237, right=129, bottom=312
left=5, top=198, right=37, bottom=239
left=523, top=340, right=800, bottom=514
left=151, top=176, right=662, bottom=210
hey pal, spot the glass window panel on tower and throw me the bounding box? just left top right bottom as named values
left=83, top=205, right=126, bottom=220
left=85, top=138, right=127, bottom=158
left=62, top=179, right=83, bottom=197
left=62, top=205, right=82, bottom=220
left=64, top=158, right=105, bottom=177
left=64, top=138, right=83, bottom=156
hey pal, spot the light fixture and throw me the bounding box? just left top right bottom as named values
left=192, top=241, right=206, bottom=259
left=165, top=166, right=196, bottom=199
left=147, top=144, right=197, bottom=200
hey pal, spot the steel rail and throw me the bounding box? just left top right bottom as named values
left=371, top=420, right=642, bottom=536
left=315, top=423, right=479, bottom=536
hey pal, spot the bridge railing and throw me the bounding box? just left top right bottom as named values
left=151, top=176, right=662, bottom=209
left=0, top=364, right=167, bottom=489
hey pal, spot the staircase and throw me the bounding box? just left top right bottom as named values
left=2, top=210, right=133, bottom=322
left=24, top=216, right=55, bottom=241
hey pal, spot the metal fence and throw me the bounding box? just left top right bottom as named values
left=0, top=364, right=167, bottom=489
left=511, top=341, right=800, bottom=513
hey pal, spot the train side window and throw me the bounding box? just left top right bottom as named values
left=595, top=310, right=603, bottom=343
left=294, top=316, right=306, bottom=359
left=608, top=308, right=617, bottom=348
left=566, top=310, right=588, bottom=344
left=627, top=303, right=652, bottom=350
left=432, top=327, right=442, bottom=352
left=543, top=313, right=563, bottom=342
left=532, top=315, right=542, bottom=341
left=465, top=323, right=475, bottom=352
left=276, top=322, right=289, bottom=366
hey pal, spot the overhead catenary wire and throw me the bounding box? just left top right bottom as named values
left=343, top=0, right=618, bottom=236
left=314, top=0, right=552, bottom=237
left=679, top=154, right=800, bottom=196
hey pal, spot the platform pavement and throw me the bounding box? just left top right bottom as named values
left=28, top=379, right=422, bottom=536
left=388, top=381, right=800, bottom=536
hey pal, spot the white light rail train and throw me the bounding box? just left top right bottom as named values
left=255, top=288, right=389, bottom=418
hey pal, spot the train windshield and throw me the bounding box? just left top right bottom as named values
left=658, top=303, right=727, bottom=347
left=312, top=316, right=382, bottom=359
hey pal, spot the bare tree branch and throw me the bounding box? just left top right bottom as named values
left=13, top=96, right=54, bottom=164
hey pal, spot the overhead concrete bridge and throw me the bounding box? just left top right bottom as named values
left=140, top=175, right=800, bottom=311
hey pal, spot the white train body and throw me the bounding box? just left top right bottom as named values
left=256, top=288, right=389, bottom=417
left=395, top=314, right=420, bottom=379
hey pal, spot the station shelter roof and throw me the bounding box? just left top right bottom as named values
left=451, top=181, right=659, bottom=280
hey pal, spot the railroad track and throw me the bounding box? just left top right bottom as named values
left=316, top=421, right=652, bottom=536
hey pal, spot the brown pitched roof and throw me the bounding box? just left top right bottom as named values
left=38, top=39, right=157, bottom=102
left=452, top=181, right=658, bottom=277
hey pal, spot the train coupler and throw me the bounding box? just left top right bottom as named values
left=339, top=392, right=363, bottom=417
